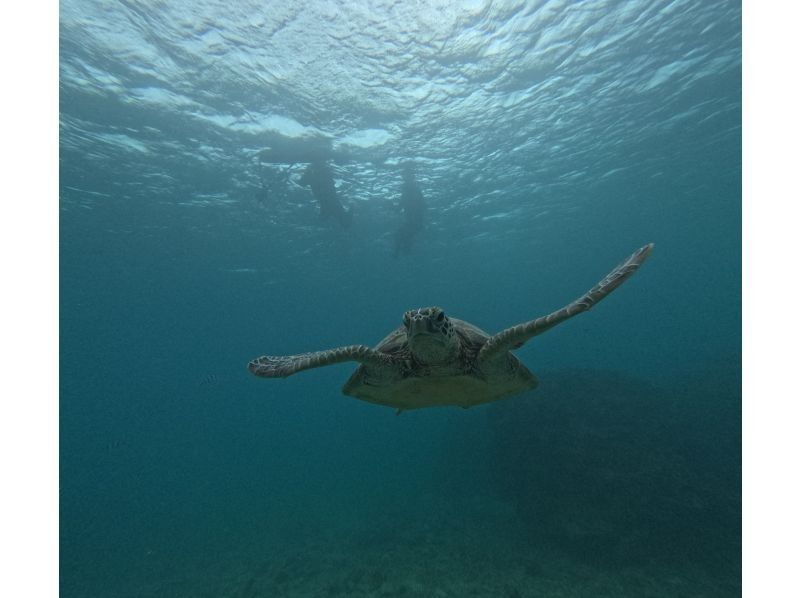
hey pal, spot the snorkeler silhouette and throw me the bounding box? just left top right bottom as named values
left=255, top=173, right=270, bottom=204
left=299, top=159, right=353, bottom=228
left=394, top=162, right=426, bottom=255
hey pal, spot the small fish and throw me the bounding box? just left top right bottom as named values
left=199, top=373, right=220, bottom=387
left=105, top=439, right=124, bottom=451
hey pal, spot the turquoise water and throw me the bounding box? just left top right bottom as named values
left=60, top=1, right=741, bottom=596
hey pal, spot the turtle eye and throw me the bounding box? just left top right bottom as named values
left=436, top=311, right=445, bottom=322
left=403, top=313, right=410, bottom=327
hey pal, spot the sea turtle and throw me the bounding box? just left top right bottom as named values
left=248, top=243, right=653, bottom=411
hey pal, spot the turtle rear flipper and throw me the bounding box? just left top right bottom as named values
left=248, top=345, right=396, bottom=378
left=478, top=243, right=654, bottom=365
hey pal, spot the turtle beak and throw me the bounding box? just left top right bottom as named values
left=408, top=318, right=439, bottom=338
left=408, top=318, right=430, bottom=337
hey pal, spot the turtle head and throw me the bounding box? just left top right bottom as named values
left=402, top=306, right=459, bottom=365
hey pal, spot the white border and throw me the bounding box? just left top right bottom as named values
left=0, top=3, right=59, bottom=597
left=742, top=1, right=800, bottom=595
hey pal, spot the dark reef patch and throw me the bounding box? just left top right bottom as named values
left=486, top=360, right=740, bottom=580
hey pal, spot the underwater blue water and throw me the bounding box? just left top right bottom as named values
left=60, top=1, right=741, bottom=596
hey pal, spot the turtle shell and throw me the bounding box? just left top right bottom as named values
left=342, top=317, right=538, bottom=410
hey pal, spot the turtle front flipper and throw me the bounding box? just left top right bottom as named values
left=248, top=344, right=395, bottom=378
left=478, top=243, right=654, bottom=365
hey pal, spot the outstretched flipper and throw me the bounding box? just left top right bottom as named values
left=248, top=344, right=396, bottom=378
left=477, top=243, right=654, bottom=365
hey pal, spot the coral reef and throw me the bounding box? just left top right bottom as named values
left=486, top=363, right=741, bottom=578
